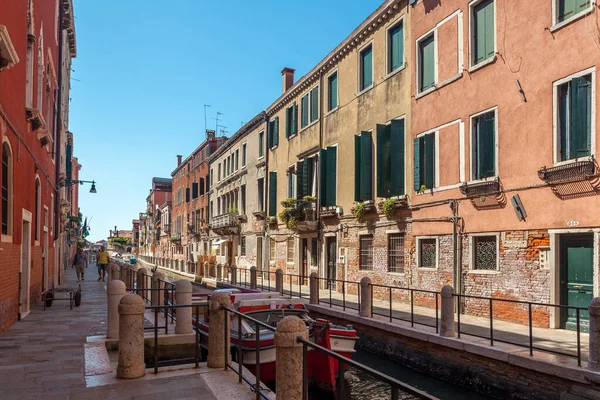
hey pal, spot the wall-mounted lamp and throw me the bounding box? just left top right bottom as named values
left=61, top=179, right=98, bottom=194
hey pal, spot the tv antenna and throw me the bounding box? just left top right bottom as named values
left=203, top=104, right=211, bottom=139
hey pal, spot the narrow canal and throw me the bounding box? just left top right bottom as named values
left=310, top=350, right=485, bottom=400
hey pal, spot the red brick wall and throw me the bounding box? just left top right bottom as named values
left=0, top=243, right=20, bottom=333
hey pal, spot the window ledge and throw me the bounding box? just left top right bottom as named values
left=1, top=235, right=13, bottom=243
left=357, top=84, right=374, bottom=97
left=464, top=176, right=499, bottom=186
left=325, top=106, right=339, bottom=117
left=300, top=120, right=319, bottom=133
left=467, top=270, right=500, bottom=275
left=552, top=156, right=595, bottom=168
left=287, top=133, right=298, bottom=140
left=270, top=145, right=278, bottom=151
left=415, top=72, right=463, bottom=100
left=415, top=183, right=462, bottom=195
left=387, top=272, right=407, bottom=276
left=417, top=267, right=438, bottom=271
left=385, top=63, right=407, bottom=81
left=550, top=8, right=594, bottom=33
left=468, top=55, right=497, bottom=73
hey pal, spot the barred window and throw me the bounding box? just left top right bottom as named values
left=419, top=238, right=437, bottom=269
left=287, top=238, right=295, bottom=262
left=241, top=236, right=246, bottom=256
left=388, top=233, right=405, bottom=273
left=474, top=236, right=497, bottom=270
left=359, top=235, right=373, bottom=270
left=270, top=239, right=276, bottom=261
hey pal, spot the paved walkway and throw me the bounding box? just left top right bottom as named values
left=0, top=264, right=254, bottom=400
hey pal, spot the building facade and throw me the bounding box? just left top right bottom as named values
left=140, top=177, right=171, bottom=258
left=0, top=0, right=77, bottom=332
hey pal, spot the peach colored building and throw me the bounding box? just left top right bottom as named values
left=409, top=0, right=599, bottom=329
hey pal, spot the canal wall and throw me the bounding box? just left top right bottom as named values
left=308, top=304, right=600, bottom=400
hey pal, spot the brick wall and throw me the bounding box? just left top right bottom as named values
left=0, top=243, right=20, bottom=333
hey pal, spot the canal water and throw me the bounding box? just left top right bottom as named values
left=310, top=350, right=486, bottom=400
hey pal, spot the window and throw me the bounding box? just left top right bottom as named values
left=388, top=20, right=404, bottom=74
left=472, top=110, right=496, bottom=179
left=235, top=150, right=239, bottom=171
left=270, top=239, right=276, bottom=261
left=259, top=131, right=265, bottom=158
left=218, top=163, right=221, bottom=181
left=376, top=120, right=405, bottom=198
left=354, top=132, right=373, bottom=202
left=257, top=178, right=265, bottom=212
left=287, top=170, right=295, bottom=198
left=269, top=117, right=279, bottom=148
left=208, top=171, right=212, bottom=191
left=319, top=147, right=337, bottom=207
left=199, top=178, right=205, bottom=196
left=418, top=34, right=435, bottom=92
left=557, top=73, right=592, bottom=162
left=192, top=182, right=198, bottom=199
left=242, top=143, right=247, bottom=167
left=359, top=45, right=373, bottom=92
left=418, top=238, right=437, bottom=269
left=287, top=238, right=295, bottom=263
left=359, top=235, right=373, bottom=270
left=301, top=86, right=319, bottom=129
left=297, top=157, right=317, bottom=200
left=473, top=235, right=498, bottom=270
left=388, top=233, right=405, bottom=273
left=286, top=103, right=298, bottom=138
left=1, top=142, right=12, bottom=235
left=471, top=0, right=495, bottom=67
left=269, top=171, right=277, bottom=217
left=241, top=236, right=246, bottom=256
left=241, top=185, right=246, bottom=215
left=556, top=0, right=591, bottom=24
left=50, top=194, right=54, bottom=236
left=328, top=72, right=338, bottom=111
left=34, top=177, right=40, bottom=241
left=185, top=187, right=190, bottom=203
left=413, top=133, right=435, bottom=191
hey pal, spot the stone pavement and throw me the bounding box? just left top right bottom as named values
left=0, top=264, right=254, bottom=400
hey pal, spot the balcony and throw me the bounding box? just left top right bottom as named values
left=280, top=198, right=318, bottom=232
left=459, top=178, right=501, bottom=197
left=211, top=212, right=239, bottom=235
left=538, top=157, right=596, bottom=185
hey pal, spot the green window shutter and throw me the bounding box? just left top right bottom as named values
left=485, top=0, right=495, bottom=60
left=390, top=23, right=404, bottom=72
left=360, top=131, right=373, bottom=201
left=326, top=146, right=337, bottom=206
left=285, top=108, right=291, bottom=138
left=570, top=76, right=592, bottom=159
left=303, top=158, right=311, bottom=199
left=390, top=119, right=405, bottom=196
left=296, top=160, right=304, bottom=199
left=292, top=103, right=297, bottom=134
left=268, top=121, right=273, bottom=147
left=559, top=0, right=588, bottom=22
left=310, top=86, right=319, bottom=122
left=320, top=149, right=328, bottom=207
left=329, top=73, right=338, bottom=110
left=274, top=117, right=279, bottom=146
left=186, top=188, right=190, bottom=203
left=301, top=95, right=308, bottom=128
left=354, top=135, right=361, bottom=201
left=419, top=35, right=435, bottom=92
left=361, top=47, right=373, bottom=90
left=65, top=144, right=73, bottom=181
left=475, top=112, right=496, bottom=179
left=474, top=0, right=494, bottom=64
left=423, top=134, right=435, bottom=189
left=413, top=138, right=421, bottom=191
left=269, top=171, right=277, bottom=217
left=376, top=124, right=391, bottom=198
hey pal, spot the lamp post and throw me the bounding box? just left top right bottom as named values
left=60, top=179, right=98, bottom=193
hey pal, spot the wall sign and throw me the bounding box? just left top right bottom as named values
left=567, top=220, right=580, bottom=227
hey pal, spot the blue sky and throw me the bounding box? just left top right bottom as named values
left=71, top=0, right=383, bottom=241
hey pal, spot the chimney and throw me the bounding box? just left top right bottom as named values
left=281, top=67, right=295, bottom=93
left=177, top=155, right=182, bottom=166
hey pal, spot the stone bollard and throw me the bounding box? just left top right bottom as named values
left=275, top=316, right=309, bottom=400
left=207, top=292, right=232, bottom=368
left=136, top=267, right=147, bottom=300
left=360, top=277, right=372, bottom=318
left=589, top=297, right=600, bottom=371
left=175, top=280, right=193, bottom=334
left=440, top=285, right=456, bottom=338
left=231, top=265, right=237, bottom=285
left=110, top=263, right=120, bottom=282
left=107, top=280, right=126, bottom=339
left=151, top=272, right=165, bottom=307
left=116, top=294, right=146, bottom=379
left=250, top=266, right=257, bottom=290
left=276, top=269, right=284, bottom=295
left=216, top=264, right=223, bottom=281
left=309, top=272, right=319, bottom=305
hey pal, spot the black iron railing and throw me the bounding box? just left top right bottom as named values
left=538, top=157, right=596, bottom=184
left=459, top=177, right=501, bottom=197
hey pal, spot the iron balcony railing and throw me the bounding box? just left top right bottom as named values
left=459, top=177, right=501, bottom=197
left=538, top=157, right=596, bottom=184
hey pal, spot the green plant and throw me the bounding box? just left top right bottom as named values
left=303, top=195, right=317, bottom=203
left=353, top=202, right=367, bottom=222
left=279, top=198, right=311, bottom=231
left=110, top=237, right=129, bottom=245
left=228, top=208, right=240, bottom=214
left=418, top=184, right=427, bottom=194
left=382, top=198, right=397, bottom=219
left=268, top=216, right=277, bottom=224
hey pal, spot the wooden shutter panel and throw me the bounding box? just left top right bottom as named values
left=570, top=76, right=592, bottom=158
left=286, top=108, right=291, bottom=138
left=423, top=134, right=435, bottom=189
left=485, top=0, right=495, bottom=59
left=274, top=117, right=279, bottom=146
left=301, top=95, right=309, bottom=128
left=269, top=171, right=277, bottom=217
left=480, top=112, right=496, bottom=178
left=296, top=160, right=304, bottom=199
left=420, top=36, right=435, bottom=91
left=320, top=149, right=328, bottom=207
left=413, top=138, right=421, bottom=191
left=390, top=24, right=403, bottom=71
left=354, top=135, right=361, bottom=201
left=326, top=146, right=337, bottom=207
left=192, top=182, right=198, bottom=199
left=360, top=131, right=373, bottom=201
left=391, top=119, right=405, bottom=196
left=362, top=47, right=373, bottom=89
left=311, top=87, right=319, bottom=122
left=292, top=102, right=298, bottom=134
left=303, top=158, right=311, bottom=199
left=186, top=188, right=190, bottom=203
left=376, top=124, right=391, bottom=198
left=200, top=178, right=205, bottom=195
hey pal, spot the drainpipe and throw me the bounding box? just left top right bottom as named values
left=263, top=113, right=270, bottom=273
left=54, top=3, right=65, bottom=284
left=317, top=71, right=324, bottom=280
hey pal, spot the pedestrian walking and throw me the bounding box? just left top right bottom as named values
left=97, top=246, right=110, bottom=281
left=72, top=248, right=88, bottom=282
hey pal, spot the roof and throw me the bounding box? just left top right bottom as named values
left=152, top=177, right=173, bottom=185
left=208, top=111, right=266, bottom=163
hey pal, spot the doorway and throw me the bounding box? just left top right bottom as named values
left=325, top=237, right=337, bottom=290
left=42, top=231, right=48, bottom=291
left=256, top=237, right=263, bottom=273
left=301, top=239, right=308, bottom=284
left=20, top=219, right=32, bottom=319
left=559, top=233, right=593, bottom=331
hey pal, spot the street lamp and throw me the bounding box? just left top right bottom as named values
left=61, top=179, right=98, bottom=194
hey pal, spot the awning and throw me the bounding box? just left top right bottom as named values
left=211, top=238, right=228, bottom=247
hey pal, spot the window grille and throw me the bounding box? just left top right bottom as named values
left=474, top=236, right=497, bottom=270
left=388, top=234, right=405, bottom=273
left=360, top=235, right=373, bottom=270
left=419, top=238, right=437, bottom=268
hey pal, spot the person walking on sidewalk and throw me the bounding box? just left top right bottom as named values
left=97, top=246, right=110, bottom=281
left=72, top=248, right=88, bottom=282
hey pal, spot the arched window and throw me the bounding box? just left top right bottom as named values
left=34, top=177, right=41, bottom=241
left=1, top=141, right=12, bottom=236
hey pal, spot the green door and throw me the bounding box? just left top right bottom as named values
left=560, top=234, right=594, bottom=332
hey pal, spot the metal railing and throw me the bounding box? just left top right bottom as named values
left=454, top=293, right=588, bottom=366
left=297, top=337, right=438, bottom=400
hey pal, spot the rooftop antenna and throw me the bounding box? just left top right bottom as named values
left=203, top=105, right=211, bottom=140
left=214, top=111, right=224, bottom=133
